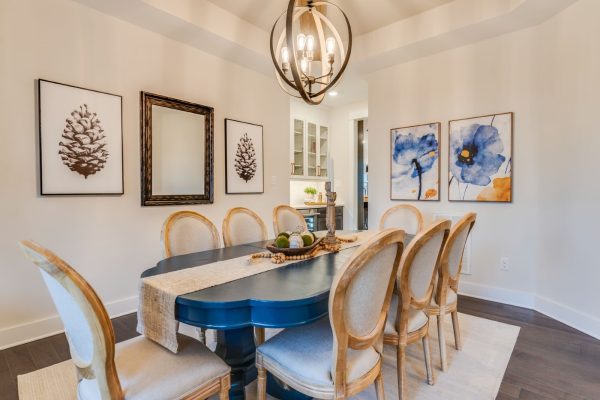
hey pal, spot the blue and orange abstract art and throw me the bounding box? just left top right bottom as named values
left=448, top=112, right=513, bottom=202
left=390, top=123, right=440, bottom=201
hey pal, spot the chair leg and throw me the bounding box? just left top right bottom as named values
left=422, top=335, right=434, bottom=386
left=397, top=344, right=407, bottom=400
left=451, top=311, right=462, bottom=350
left=219, top=375, right=230, bottom=400
left=437, top=314, right=448, bottom=372
left=254, top=327, right=265, bottom=346
left=196, top=327, right=207, bottom=344
left=257, top=362, right=267, bottom=400
left=375, top=371, right=385, bottom=400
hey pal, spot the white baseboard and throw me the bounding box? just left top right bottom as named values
left=535, top=295, right=600, bottom=340
left=0, top=295, right=138, bottom=351
left=459, top=281, right=536, bottom=309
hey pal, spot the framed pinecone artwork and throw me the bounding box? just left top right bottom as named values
left=225, top=119, right=264, bottom=194
left=38, top=79, right=123, bottom=195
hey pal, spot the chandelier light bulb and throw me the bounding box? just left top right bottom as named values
left=281, top=46, right=290, bottom=63
left=297, top=33, right=306, bottom=51
left=306, top=35, right=315, bottom=52
left=300, top=58, right=308, bottom=73
left=326, top=37, right=335, bottom=55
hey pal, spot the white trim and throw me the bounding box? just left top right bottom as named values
left=535, top=295, right=600, bottom=340
left=0, top=295, right=138, bottom=350
left=459, top=281, right=536, bottom=309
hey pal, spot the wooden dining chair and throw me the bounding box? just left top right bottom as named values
left=256, top=228, right=405, bottom=400
left=161, top=210, right=221, bottom=258
left=379, top=204, right=424, bottom=235
left=272, top=205, right=307, bottom=234
left=384, top=219, right=451, bottom=399
left=161, top=210, right=220, bottom=344
left=222, top=207, right=268, bottom=345
left=427, top=213, right=476, bottom=371
left=222, top=207, right=268, bottom=247
left=18, top=240, right=230, bottom=400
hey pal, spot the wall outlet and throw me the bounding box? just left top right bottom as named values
left=500, top=257, right=509, bottom=271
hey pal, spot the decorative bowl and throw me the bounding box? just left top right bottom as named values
left=266, top=237, right=323, bottom=256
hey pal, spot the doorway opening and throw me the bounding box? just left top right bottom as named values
left=357, top=119, right=368, bottom=230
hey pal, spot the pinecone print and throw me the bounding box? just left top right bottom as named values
left=234, top=133, right=257, bottom=182
left=58, top=104, right=109, bottom=179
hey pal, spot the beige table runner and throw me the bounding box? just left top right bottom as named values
left=137, top=231, right=377, bottom=353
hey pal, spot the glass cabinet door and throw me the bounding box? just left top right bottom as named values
left=307, top=122, right=317, bottom=177
left=319, top=126, right=328, bottom=177
left=292, top=119, right=304, bottom=176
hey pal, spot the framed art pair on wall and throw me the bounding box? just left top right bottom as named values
left=390, top=112, right=513, bottom=203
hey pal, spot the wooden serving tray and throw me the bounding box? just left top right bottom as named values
left=303, top=201, right=328, bottom=206
left=266, top=237, right=323, bottom=255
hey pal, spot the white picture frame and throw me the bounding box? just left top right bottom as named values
left=38, top=79, right=123, bottom=195
left=225, top=119, right=264, bottom=194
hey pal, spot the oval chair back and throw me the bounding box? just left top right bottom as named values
left=329, top=229, right=405, bottom=397
left=18, top=240, right=123, bottom=399
left=434, top=212, right=476, bottom=308
left=379, top=204, right=424, bottom=235
left=222, top=207, right=268, bottom=247
left=272, top=205, right=307, bottom=234
left=398, top=219, right=451, bottom=315
left=161, top=211, right=220, bottom=258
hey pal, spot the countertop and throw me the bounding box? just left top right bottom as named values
left=291, top=203, right=344, bottom=209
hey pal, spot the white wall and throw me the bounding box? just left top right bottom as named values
left=0, top=0, right=289, bottom=348
left=368, top=0, right=600, bottom=337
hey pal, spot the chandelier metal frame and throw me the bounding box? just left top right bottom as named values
left=270, top=0, right=352, bottom=105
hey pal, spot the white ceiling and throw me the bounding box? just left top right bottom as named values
left=206, top=0, right=454, bottom=35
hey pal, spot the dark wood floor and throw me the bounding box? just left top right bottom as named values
left=1, top=296, right=599, bottom=399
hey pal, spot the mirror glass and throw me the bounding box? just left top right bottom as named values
left=151, top=105, right=205, bottom=195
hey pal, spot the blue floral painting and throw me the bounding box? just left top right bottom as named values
left=448, top=112, right=513, bottom=202
left=390, top=123, right=440, bottom=201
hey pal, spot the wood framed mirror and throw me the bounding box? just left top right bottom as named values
left=140, top=92, right=214, bottom=206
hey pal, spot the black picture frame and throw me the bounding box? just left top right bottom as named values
left=140, top=92, right=214, bottom=206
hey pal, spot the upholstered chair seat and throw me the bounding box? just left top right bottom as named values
left=257, top=318, right=379, bottom=398
left=430, top=288, right=458, bottom=307
left=272, top=205, right=308, bottom=234
left=384, top=295, right=429, bottom=335
left=78, top=334, right=229, bottom=400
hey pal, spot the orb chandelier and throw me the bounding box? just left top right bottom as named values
left=270, top=0, right=352, bottom=105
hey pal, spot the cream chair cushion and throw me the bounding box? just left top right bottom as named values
left=431, top=288, right=458, bottom=307
left=257, top=318, right=379, bottom=398
left=78, top=334, right=229, bottom=400
left=385, top=295, right=429, bottom=335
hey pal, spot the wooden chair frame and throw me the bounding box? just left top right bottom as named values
left=257, top=229, right=405, bottom=400
left=384, top=220, right=451, bottom=400
left=379, top=204, right=424, bottom=233
left=161, top=210, right=221, bottom=258
left=18, top=240, right=230, bottom=400
left=426, top=213, right=476, bottom=371
left=272, top=204, right=308, bottom=234
left=222, top=207, right=268, bottom=247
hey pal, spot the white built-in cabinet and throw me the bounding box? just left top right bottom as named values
left=290, top=118, right=329, bottom=179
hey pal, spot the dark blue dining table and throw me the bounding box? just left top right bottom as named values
left=141, top=234, right=412, bottom=400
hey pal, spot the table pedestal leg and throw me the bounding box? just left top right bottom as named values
left=215, top=327, right=257, bottom=400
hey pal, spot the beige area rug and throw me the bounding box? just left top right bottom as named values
left=18, top=313, right=518, bottom=400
